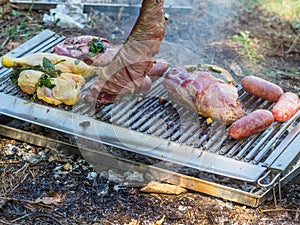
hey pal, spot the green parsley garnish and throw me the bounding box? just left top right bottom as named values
left=38, top=74, right=56, bottom=89
left=207, top=66, right=222, bottom=73
left=191, top=64, right=222, bottom=73
left=186, top=64, right=231, bottom=83
left=87, top=38, right=105, bottom=58
left=10, top=57, right=64, bottom=87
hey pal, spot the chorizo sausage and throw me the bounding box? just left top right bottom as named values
left=271, top=92, right=300, bottom=122
left=229, top=109, right=274, bottom=139
left=241, top=75, right=283, bottom=102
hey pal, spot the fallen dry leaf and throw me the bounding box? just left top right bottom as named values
left=34, top=190, right=62, bottom=206
left=4, top=41, right=21, bottom=52
left=35, top=196, right=60, bottom=205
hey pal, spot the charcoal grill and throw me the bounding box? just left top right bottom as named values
left=0, top=30, right=299, bottom=207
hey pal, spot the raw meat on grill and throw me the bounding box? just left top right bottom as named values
left=2, top=53, right=89, bottom=105
left=54, top=35, right=169, bottom=94
left=53, top=36, right=121, bottom=67
left=18, top=69, right=86, bottom=105
left=162, top=65, right=246, bottom=124
left=2, top=52, right=95, bottom=77
left=229, top=109, right=274, bottom=139
left=86, top=0, right=166, bottom=104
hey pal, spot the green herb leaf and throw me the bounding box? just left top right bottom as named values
left=38, top=74, right=56, bottom=89
left=207, top=66, right=222, bottom=73
left=10, top=56, right=65, bottom=96
left=43, top=57, right=56, bottom=72
left=87, top=38, right=105, bottom=58
left=42, top=57, right=63, bottom=77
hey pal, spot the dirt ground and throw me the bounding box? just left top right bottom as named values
left=0, top=0, right=300, bottom=224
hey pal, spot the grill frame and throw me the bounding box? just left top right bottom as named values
left=0, top=30, right=299, bottom=206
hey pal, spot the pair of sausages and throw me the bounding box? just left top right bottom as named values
left=229, top=76, right=299, bottom=139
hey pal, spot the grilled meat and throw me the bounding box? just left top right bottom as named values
left=162, top=65, right=245, bottom=124
left=37, top=75, right=83, bottom=105
left=86, top=0, right=166, bottom=104
left=2, top=0, right=167, bottom=106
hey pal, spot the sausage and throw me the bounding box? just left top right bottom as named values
left=271, top=92, right=300, bottom=122
left=241, top=75, right=283, bottom=102
left=229, top=109, right=274, bottom=139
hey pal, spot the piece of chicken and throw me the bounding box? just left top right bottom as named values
left=2, top=52, right=95, bottom=77
left=37, top=77, right=83, bottom=105
left=17, top=69, right=86, bottom=105
left=17, top=70, right=43, bottom=95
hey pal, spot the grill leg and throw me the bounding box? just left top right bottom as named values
left=272, top=174, right=282, bottom=206
left=272, top=184, right=277, bottom=206
left=277, top=176, right=282, bottom=202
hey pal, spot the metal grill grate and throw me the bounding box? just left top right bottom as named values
left=0, top=30, right=299, bottom=186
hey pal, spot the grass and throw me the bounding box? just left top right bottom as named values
left=1, top=3, right=43, bottom=40
left=232, top=0, right=299, bottom=70
left=261, top=0, right=300, bottom=23
left=242, top=0, right=300, bottom=23
left=231, top=30, right=261, bottom=62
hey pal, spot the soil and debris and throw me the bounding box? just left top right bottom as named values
left=0, top=132, right=299, bottom=224
left=0, top=0, right=300, bottom=224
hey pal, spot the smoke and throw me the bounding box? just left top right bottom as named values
left=164, top=0, right=236, bottom=63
